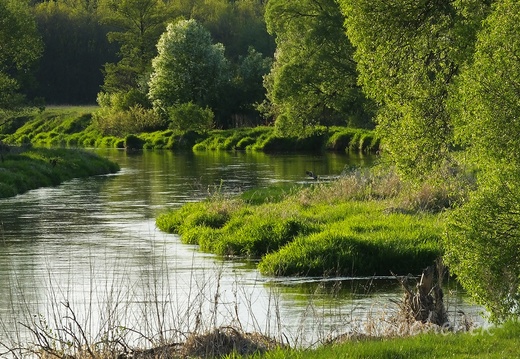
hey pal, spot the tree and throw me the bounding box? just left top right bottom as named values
left=263, top=0, right=372, bottom=136
left=100, top=0, right=169, bottom=93
left=228, top=47, right=272, bottom=127
left=168, top=0, right=275, bottom=61
left=340, top=0, right=491, bottom=179
left=148, top=19, right=229, bottom=122
left=0, top=0, right=42, bottom=111
left=445, top=169, right=520, bottom=322
left=445, top=0, right=520, bottom=322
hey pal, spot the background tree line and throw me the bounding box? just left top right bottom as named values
left=1, top=0, right=374, bottom=132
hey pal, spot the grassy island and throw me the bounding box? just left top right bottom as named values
left=157, top=168, right=447, bottom=277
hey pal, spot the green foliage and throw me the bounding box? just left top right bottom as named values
left=340, top=0, right=490, bottom=180
left=32, top=1, right=116, bottom=104
left=451, top=0, right=520, bottom=171
left=442, top=0, right=520, bottom=323
left=167, top=102, right=214, bottom=133
left=445, top=169, right=520, bottom=322
left=225, top=47, right=273, bottom=127
left=263, top=0, right=373, bottom=134
left=0, top=0, right=42, bottom=110
left=148, top=19, right=230, bottom=117
left=101, top=0, right=169, bottom=93
left=124, top=134, right=145, bottom=150
left=94, top=93, right=165, bottom=136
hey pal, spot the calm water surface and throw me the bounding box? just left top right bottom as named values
left=0, top=150, right=483, bottom=350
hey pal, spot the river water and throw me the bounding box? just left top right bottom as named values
left=0, top=149, right=484, bottom=352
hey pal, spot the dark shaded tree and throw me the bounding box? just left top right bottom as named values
left=0, top=0, right=42, bottom=111
left=264, top=0, right=373, bottom=136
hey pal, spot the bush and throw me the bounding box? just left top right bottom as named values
left=93, top=104, right=164, bottom=137
left=124, top=134, right=145, bottom=150
left=168, top=102, right=214, bottom=133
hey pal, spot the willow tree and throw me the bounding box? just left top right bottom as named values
left=445, top=0, right=520, bottom=322
left=340, top=0, right=490, bottom=180
left=263, top=0, right=371, bottom=136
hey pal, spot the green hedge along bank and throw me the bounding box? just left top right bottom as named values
left=0, top=107, right=379, bottom=153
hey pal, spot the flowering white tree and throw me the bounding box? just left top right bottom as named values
left=148, top=19, right=229, bottom=118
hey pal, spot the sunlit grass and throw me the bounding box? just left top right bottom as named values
left=1, top=107, right=380, bottom=153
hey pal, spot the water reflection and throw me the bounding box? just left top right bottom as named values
left=0, top=149, right=481, bottom=350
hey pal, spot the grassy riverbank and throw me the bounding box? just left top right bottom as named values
left=157, top=169, right=448, bottom=277
left=0, top=146, right=119, bottom=198
left=0, top=106, right=380, bottom=153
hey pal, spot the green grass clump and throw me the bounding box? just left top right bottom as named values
left=0, top=147, right=120, bottom=198
left=259, top=210, right=441, bottom=276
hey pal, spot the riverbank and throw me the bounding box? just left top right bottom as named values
left=16, top=318, right=519, bottom=358
left=0, top=106, right=379, bottom=153
left=0, top=146, right=120, bottom=198
left=156, top=168, right=451, bottom=277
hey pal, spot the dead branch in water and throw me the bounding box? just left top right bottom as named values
left=393, top=259, right=448, bottom=327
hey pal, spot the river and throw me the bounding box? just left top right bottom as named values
left=0, top=149, right=484, bottom=353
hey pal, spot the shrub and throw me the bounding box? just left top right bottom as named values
left=124, top=134, right=145, bottom=150
left=93, top=105, right=164, bottom=137
left=325, top=129, right=356, bottom=151
left=168, top=102, right=214, bottom=133
left=445, top=169, right=520, bottom=322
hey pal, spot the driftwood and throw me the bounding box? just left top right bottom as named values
left=395, top=260, right=448, bottom=326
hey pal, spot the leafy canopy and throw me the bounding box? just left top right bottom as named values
left=340, top=0, right=489, bottom=180
left=445, top=0, right=520, bottom=322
